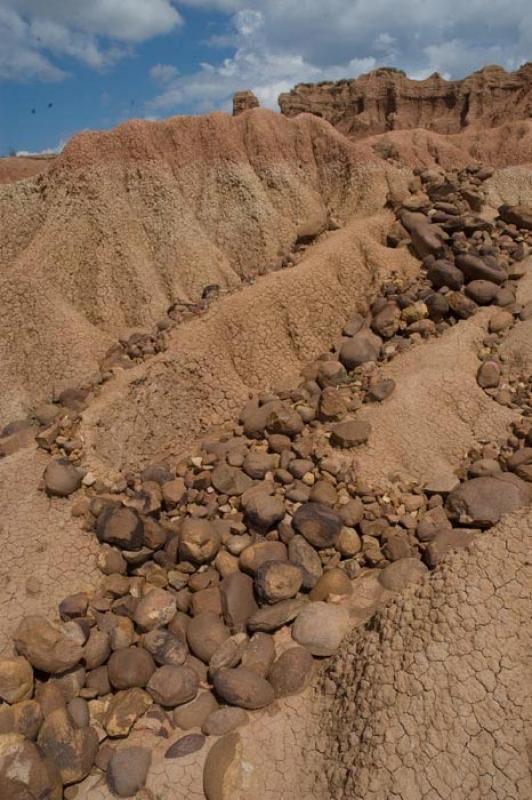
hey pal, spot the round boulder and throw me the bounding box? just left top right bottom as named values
left=213, top=667, right=274, bottom=710
left=255, top=561, right=303, bottom=603
left=0, top=657, right=33, bottom=704
left=187, top=612, right=230, bottom=664
left=146, top=665, right=199, bottom=708
left=179, top=518, right=221, bottom=564
left=107, top=647, right=156, bottom=690
left=291, top=602, right=350, bottom=656
left=268, top=647, right=314, bottom=697
left=330, top=420, right=371, bottom=448
left=339, top=329, right=381, bottom=369
left=292, top=503, right=343, bottom=548
left=43, top=460, right=82, bottom=498
left=446, top=474, right=531, bottom=528
left=107, top=746, right=151, bottom=798
left=96, top=506, right=144, bottom=551
left=14, top=616, right=83, bottom=675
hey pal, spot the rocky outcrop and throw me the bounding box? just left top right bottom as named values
left=233, top=91, right=260, bottom=116
left=279, top=64, right=532, bottom=139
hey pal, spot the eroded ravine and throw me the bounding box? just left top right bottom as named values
left=0, top=156, right=531, bottom=800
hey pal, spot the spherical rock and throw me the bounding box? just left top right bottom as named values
left=202, top=706, right=248, bottom=736
left=336, top=527, right=362, bottom=557
left=291, top=602, right=350, bottom=656
left=107, top=746, right=151, bottom=798
left=96, top=506, right=144, bottom=551
left=268, top=647, right=314, bottom=697
left=211, top=464, right=253, bottom=496
left=43, top=460, right=82, bottom=498
left=179, top=518, right=221, bottom=564
left=339, top=329, right=381, bottom=369
left=288, top=535, right=323, bottom=589
left=187, top=612, right=230, bottom=664
left=446, top=474, right=531, bottom=527
left=489, top=310, right=513, bottom=333
left=134, top=588, right=176, bottom=631
left=309, top=480, right=338, bottom=507
left=378, top=558, right=429, bottom=592
left=146, top=665, right=199, bottom=708
left=240, top=633, right=275, bottom=676
left=174, top=692, right=219, bottom=730
left=239, top=541, right=287, bottom=575
left=107, top=647, right=156, bottom=690
left=255, top=560, right=303, bottom=603
left=339, top=498, right=364, bottom=527
left=220, top=572, right=258, bottom=631
left=244, top=493, right=285, bottom=531
left=14, top=617, right=83, bottom=675
left=0, top=657, right=33, bottom=704
left=330, top=420, right=371, bottom=448
left=213, top=667, right=274, bottom=710
left=465, top=280, right=499, bottom=305
left=142, top=629, right=187, bottom=666
left=292, top=503, right=343, bottom=549
left=38, top=708, right=98, bottom=785
left=309, top=568, right=353, bottom=601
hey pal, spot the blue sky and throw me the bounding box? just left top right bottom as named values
left=1, top=1, right=531, bottom=155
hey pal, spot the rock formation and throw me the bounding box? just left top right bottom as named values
left=279, top=63, right=532, bottom=139
left=233, top=91, right=260, bottom=116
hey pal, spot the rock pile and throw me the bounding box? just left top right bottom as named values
left=1, top=165, right=532, bottom=799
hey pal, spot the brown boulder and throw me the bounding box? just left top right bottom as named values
left=187, top=612, right=230, bottom=664
left=96, top=505, right=144, bottom=551
left=0, top=657, right=33, bottom=704
left=107, top=746, right=151, bottom=798
left=179, top=518, right=221, bottom=563
left=255, top=560, right=303, bottom=603
left=446, top=474, right=531, bottom=527
left=268, top=647, right=314, bottom=697
left=330, top=419, right=371, bottom=448
left=220, top=572, right=258, bottom=631
left=146, top=665, right=199, bottom=707
left=14, top=617, right=83, bottom=674
left=213, top=667, right=274, bottom=709
left=43, top=459, right=82, bottom=497
left=38, top=708, right=98, bottom=785
left=292, top=502, right=343, bottom=548
left=107, top=647, right=156, bottom=690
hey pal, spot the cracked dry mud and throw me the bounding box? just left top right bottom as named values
left=0, top=105, right=532, bottom=800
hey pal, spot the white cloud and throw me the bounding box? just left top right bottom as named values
left=150, top=63, right=180, bottom=83
left=0, top=0, right=182, bottom=81
left=146, top=1, right=531, bottom=115
left=16, top=138, right=65, bottom=156
left=149, top=9, right=376, bottom=113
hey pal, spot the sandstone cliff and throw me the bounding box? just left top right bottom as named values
left=279, top=64, right=532, bottom=139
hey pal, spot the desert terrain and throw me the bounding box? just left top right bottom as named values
left=0, top=65, right=531, bottom=800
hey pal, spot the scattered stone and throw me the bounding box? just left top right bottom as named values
left=339, top=329, right=381, bottom=369
left=489, top=310, right=513, bottom=333
left=255, top=560, right=303, bottom=603
left=104, top=688, right=152, bottom=737
left=107, top=746, right=152, bottom=798
left=268, top=647, right=314, bottom=697
left=244, top=492, right=285, bottom=531
left=146, top=665, right=199, bottom=708
left=464, top=280, right=499, bottom=305
left=426, top=259, right=464, bottom=290
left=202, top=706, right=249, bottom=736
left=134, top=588, right=176, bottom=631
left=213, top=667, right=274, bottom=710
left=142, top=629, right=187, bottom=666
left=367, top=378, right=396, bottom=402
left=247, top=598, right=307, bottom=632
left=446, top=474, right=531, bottom=527
left=240, top=633, right=275, bottom=676
left=14, top=617, right=83, bottom=674
left=239, top=541, right=287, bottom=575
left=38, top=708, right=98, bottom=785
left=107, top=647, right=156, bottom=690
left=0, top=734, right=63, bottom=799
left=165, top=733, right=206, bottom=758
left=96, top=506, right=144, bottom=551
left=288, top=535, right=323, bottom=589
left=477, top=360, right=501, bottom=389
left=378, top=558, right=429, bottom=591
left=187, top=613, right=230, bottom=664
left=336, top=527, right=362, bottom=557
left=0, top=700, right=43, bottom=740
left=293, top=502, right=343, bottom=548
left=0, top=657, right=33, bottom=704
left=174, top=692, right=219, bottom=730
left=43, top=460, right=82, bottom=497
left=330, top=419, right=371, bottom=448
left=292, top=602, right=350, bottom=656
left=211, top=464, right=253, bottom=496
left=220, top=572, right=258, bottom=631
left=179, top=519, right=221, bottom=564
left=203, top=733, right=240, bottom=800
left=424, top=529, right=478, bottom=567
left=309, top=568, right=353, bottom=601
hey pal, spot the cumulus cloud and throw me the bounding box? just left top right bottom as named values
left=149, top=9, right=376, bottom=112
left=0, top=0, right=182, bottom=81
left=178, top=0, right=531, bottom=76
left=146, top=1, right=531, bottom=115
left=150, top=63, right=180, bottom=83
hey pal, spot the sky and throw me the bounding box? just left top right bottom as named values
left=0, top=1, right=531, bottom=155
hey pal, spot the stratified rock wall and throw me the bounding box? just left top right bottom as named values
left=279, top=64, right=532, bottom=139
